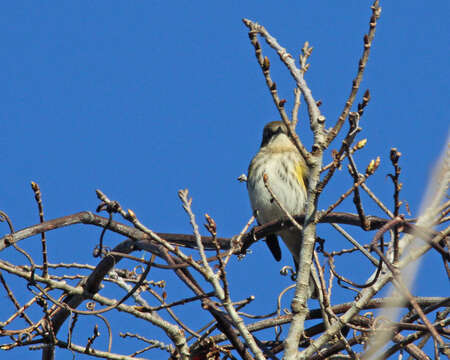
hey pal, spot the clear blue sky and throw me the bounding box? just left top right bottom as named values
left=1, top=1, right=448, bottom=359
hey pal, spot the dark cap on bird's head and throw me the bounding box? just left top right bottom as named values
left=260, top=121, right=289, bottom=147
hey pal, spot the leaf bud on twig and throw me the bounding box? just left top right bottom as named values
left=390, top=148, right=402, bottom=163
left=204, top=213, right=217, bottom=237
left=366, top=156, right=380, bottom=175
left=263, top=56, right=270, bottom=71
left=354, top=138, right=367, bottom=150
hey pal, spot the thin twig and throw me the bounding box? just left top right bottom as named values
left=326, top=0, right=381, bottom=146
left=330, top=223, right=379, bottom=266
left=0, top=272, right=35, bottom=326
left=31, top=182, right=49, bottom=278
left=291, top=87, right=301, bottom=128
left=388, top=148, right=402, bottom=262
left=346, top=149, right=370, bottom=230
left=360, top=183, right=394, bottom=218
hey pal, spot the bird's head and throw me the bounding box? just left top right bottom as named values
left=260, top=121, right=291, bottom=148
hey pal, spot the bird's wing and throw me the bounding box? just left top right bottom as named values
left=265, top=233, right=282, bottom=261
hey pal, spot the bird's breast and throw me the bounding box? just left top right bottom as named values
left=247, top=151, right=307, bottom=225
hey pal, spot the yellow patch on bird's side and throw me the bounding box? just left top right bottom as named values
left=295, top=162, right=307, bottom=190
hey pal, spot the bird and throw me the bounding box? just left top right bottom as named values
left=247, top=121, right=318, bottom=298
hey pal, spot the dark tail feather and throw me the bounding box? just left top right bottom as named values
left=265, top=234, right=282, bottom=261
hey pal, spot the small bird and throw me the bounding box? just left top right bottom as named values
left=247, top=121, right=317, bottom=298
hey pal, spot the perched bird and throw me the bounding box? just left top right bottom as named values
left=247, top=121, right=317, bottom=298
